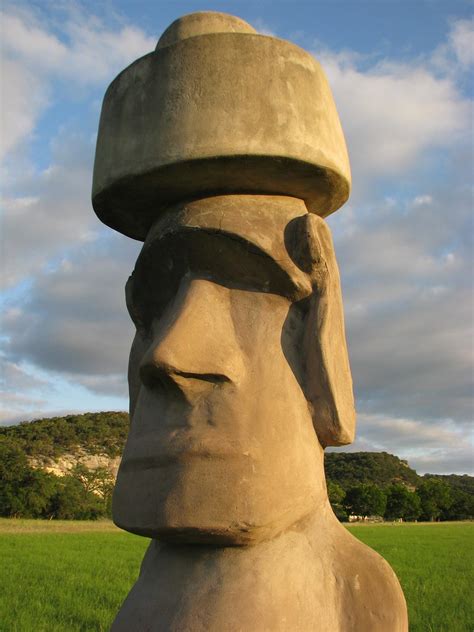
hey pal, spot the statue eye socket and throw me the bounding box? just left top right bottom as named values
left=126, top=228, right=307, bottom=333
left=125, top=267, right=181, bottom=334
left=125, top=275, right=145, bottom=331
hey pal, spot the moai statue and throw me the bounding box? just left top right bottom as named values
left=92, top=12, right=408, bottom=632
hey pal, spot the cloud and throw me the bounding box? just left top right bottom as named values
left=76, top=374, right=128, bottom=398
left=1, top=8, right=472, bottom=475
left=0, top=57, right=49, bottom=157
left=331, top=413, right=473, bottom=475
left=1, top=359, right=48, bottom=391
left=431, top=18, right=474, bottom=74
left=0, top=6, right=156, bottom=157
left=1, top=8, right=157, bottom=83
left=0, top=360, right=49, bottom=425
left=3, top=232, right=140, bottom=379
left=315, top=39, right=471, bottom=188
left=1, top=130, right=97, bottom=287
left=330, top=175, right=473, bottom=426
left=449, top=18, right=474, bottom=68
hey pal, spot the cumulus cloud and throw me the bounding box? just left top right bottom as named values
left=1, top=10, right=156, bottom=83
left=449, top=18, right=474, bottom=68
left=315, top=38, right=471, bottom=188
left=315, top=20, right=473, bottom=202
left=1, top=359, right=48, bottom=391
left=431, top=18, right=474, bottom=74
left=2, top=130, right=97, bottom=287
left=1, top=8, right=472, bottom=475
left=0, top=6, right=156, bottom=157
left=0, top=57, right=49, bottom=157
left=0, top=360, right=49, bottom=425
left=329, top=170, right=473, bottom=426
left=332, top=413, right=473, bottom=475
left=3, top=233, right=140, bottom=379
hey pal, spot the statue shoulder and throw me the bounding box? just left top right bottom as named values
left=333, top=528, right=409, bottom=632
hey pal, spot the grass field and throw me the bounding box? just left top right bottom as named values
left=0, top=519, right=472, bottom=631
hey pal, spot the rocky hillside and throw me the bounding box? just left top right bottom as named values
left=0, top=412, right=128, bottom=478
left=1, top=412, right=472, bottom=522
left=324, top=451, right=421, bottom=489
left=2, top=411, right=469, bottom=491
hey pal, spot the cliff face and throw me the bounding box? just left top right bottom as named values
left=1, top=411, right=129, bottom=481
left=29, top=451, right=121, bottom=479
left=2, top=413, right=471, bottom=492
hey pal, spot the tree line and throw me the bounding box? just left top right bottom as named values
left=327, top=479, right=474, bottom=522
left=0, top=413, right=472, bottom=521
left=1, top=434, right=473, bottom=522
left=0, top=437, right=114, bottom=520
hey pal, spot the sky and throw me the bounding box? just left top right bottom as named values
left=1, top=0, right=473, bottom=475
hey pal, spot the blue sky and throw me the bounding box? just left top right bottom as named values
left=1, top=0, right=473, bottom=474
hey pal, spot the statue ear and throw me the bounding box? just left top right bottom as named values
left=297, top=214, right=356, bottom=447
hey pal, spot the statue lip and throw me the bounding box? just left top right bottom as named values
left=121, top=450, right=246, bottom=471
left=120, top=432, right=249, bottom=471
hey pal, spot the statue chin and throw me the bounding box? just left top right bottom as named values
left=114, top=523, right=280, bottom=547
left=113, top=515, right=315, bottom=547
left=112, top=461, right=320, bottom=546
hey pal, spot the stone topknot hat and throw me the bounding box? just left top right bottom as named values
left=92, top=12, right=351, bottom=241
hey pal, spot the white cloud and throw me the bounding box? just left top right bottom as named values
left=1, top=130, right=97, bottom=287
left=0, top=57, right=49, bottom=158
left=412, top=195, right=432, bottom=207
left=332, top=413, right=473, bottom=475
left=431, top=18, right=474, bottom=74
left=335, top=16, right=473, bottom=177
left=1, top=9, right=156, bottom=83
left=1, top=12, right=67, bottom=68
left=449, top=18, right=474, bottom=69
left=1, top=359, right=48, bottom=391
left=0, top=6, right=156, bottom=157
left=0, top=360, right=49, bottom=425
left=329, top=172, right=473, bottom=426
left=315, top=35, right=471, bottom=188
left=1, top=7, right=472, bottom=475
left=3, top=232, right=139, bottom=378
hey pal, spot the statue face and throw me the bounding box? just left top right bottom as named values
left=112, top=198, right=328, bottom=544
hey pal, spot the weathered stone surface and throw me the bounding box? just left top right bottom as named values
left=155, top=11, right=257, bottom=49
left=112, top=510, right=408, bottom=632
left=91, top=10, right=408, bottom=631
left=114, top=195, right=355, bottom=544
left=92, top=13, right=350, bottom=240
left=29, top=452, right=120, bottom=479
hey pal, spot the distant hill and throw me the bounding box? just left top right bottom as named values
left=324, top=451, right=420, bottom=489
left=423, top=474, right=474, bottom=496
left=0, top=412, right=129, bottom=462
left=1, top=412, right=472, bottom=492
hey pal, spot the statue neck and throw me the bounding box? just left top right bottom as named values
left=111, top=502, right=347, bottom=631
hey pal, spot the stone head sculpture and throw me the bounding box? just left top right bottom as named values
left=93, top=12, right=408, bottom=631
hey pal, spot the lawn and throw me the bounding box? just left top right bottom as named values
left=0, top=520, right=472, bottom=631
left=348, top=523, right=473, bottom=631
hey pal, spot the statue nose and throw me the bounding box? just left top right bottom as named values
left=139, top=279, right=245, bottom=388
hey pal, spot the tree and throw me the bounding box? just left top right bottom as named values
left=324, top=452, right=420, bottom=489
left=385, top=484, right=421, bottom=521
left=327, top=480, right=347, bottom=521
left=417, top=478, right=452, bottom=521
left=48, top=475, right=104, bottom=520
left=70, top=464, right=115, bottom=498
left=344, top=484, right=387, bottom=517
left=69, top=464, right=115, bottom=518
left=443, top=488, right=474, bottom=520
left=0, top=437, right=58, bottom=518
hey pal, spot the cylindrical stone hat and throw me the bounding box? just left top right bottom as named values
left=92, top=12, right=351, bottom=241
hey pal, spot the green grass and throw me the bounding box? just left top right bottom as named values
left=347, top=522, right=473, bottom=632
left=0, top=520, right=472, bottom=631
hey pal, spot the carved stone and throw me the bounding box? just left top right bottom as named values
left=92, top=11, right=408, bottom=632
